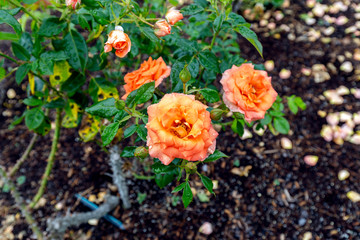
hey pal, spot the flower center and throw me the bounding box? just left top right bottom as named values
left=169, top=119, right=192, bottom=138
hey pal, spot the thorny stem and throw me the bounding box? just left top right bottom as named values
left=8, top=0, right=40, bottom=23
left=0, top=51, right=19, bottom=64
left=9, top=134, right=38, bottom=177
left=130, top=13, right=154, bottom=27
left=0, top=166, right=43, bottom=239
left=132, top=172, right=155, bottom=180
left=29, top=108, right=62, bottom=209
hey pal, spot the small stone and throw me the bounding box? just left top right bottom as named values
left=274, top=11, right=284, bottom=21
left=336, top=86, right=350, bottom=95
left=323, top=26, right=335, bottom=36
left=340, top=61, right=353, bottom=73
left=55, top=202, right=63, bottom=210
left=327, top=63, right=337, bottom=74
left=88, top=219, right=99, bottom=226
left=241, top=128, right=253, bottom=140
left=212, top=180, right=218, bottom=190
left=304, top=155, right=318, bottom=166
left=281, top=137, right=293, bottom=149
left=312, top=4, right=325, bottom=17
left=306, top=0, right=316, bottom=8
left=279, top=69, right=291, bottom=79
left=34, top=197, right=47, bottom=209
left=305, top=18, right=316, bottom=25
left=321, top=37, right=331, bottom=44
left=338, top=170, right=350, bottom=181
left=264, top=60, right=275, bottom=71
left=7, top=89, right=16, bottom=99
left=268, top=22, right=276, bottom=30
left=260, top=19, right=268, bottom=27
left=349, top=134, right=360, bottom=145
left=301, top=68, right=312, bottom=76
left=253, top=124, right=266, bottom=136
left=324, top=15, right=336, bottom=24
left=339, top=111, right=352, bottom=122
left=346, top=191, right=360, bottom=202
left=303, top=232, right=312, bottom=240
left=317, top=110, right=327, bottom=118
left=326, top=112, right=339, bottom=126
left=288, top=33, right=296, bottom=41
left=354, top=49, right=360, bottom=61
left=345, top=26, right=357, bottom=34
left=199, top=222, right=213, bottom=235
left=337, top=55, right=345, bottom=63
left=351, top=88, right=360, bottom=99
left=353, top=112, right=360, bottom=124
left=88, top=194, right=97, bottom=202
left=320, top=125, right=333, bottom=142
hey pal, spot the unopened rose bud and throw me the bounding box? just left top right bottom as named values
left=165, top=7, right=184, bottom=25
left=185, top=162, right=197, bottom=174
left=115, top=99, right=125, bottom=110
left=134, top=146, right=149, bottom=159
left=210, top=109, right=224, bottom=121
left=66, top=0, right=81, bottom=9
left=179, top=66, right=191, bottom=84
left=154, top=20, right=171, bottom=37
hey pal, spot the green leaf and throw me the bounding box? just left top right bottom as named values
left=140, top=26, right=160, bottom=43
left=204, top=150, right=228, bottom=163
left=62, top=30, right=88, bottom=71
left=213, top=12, right=225, bottom=32
left=60, top=72, right=86, bottom=97
left=78, top=14, right=91, bottom=30
left=23, top=97, right=42, bottom=106
left=44, top=98, right=66, bottom=109
left=137, top=124, right=147, bottom=141
left=124, top=125, right=137, bottom=138
left=0, top=32, right=19, bottom=41
left=170, top=61, right=185, bottom=92
left=200, top=88, right=220, bottom=103
left=0, top=67, right=5, bottom=80
left=235, top=26, right=263, bottom=58
left=155, top=171, right=176, bottom=189
left=198, top=50, right=220, bottom=73
left=38, top=17, right=67, bottom=37
left=152, top=161, right=176, bottom=174
left=188, top=58, right=199, bottom=78
left=101, top=122, right=120, bottom=146
left=85, top=98, right=119, bottom=118
left=182, top=182, right=193, bottom=208
left=121, top=146, right=137, bottom=157
left=2, top=184, right=10, bottom=193
left=231, top=119, right=244, bottom=137
left=287, top=96, right=298, bottom=114
left=181, top=4, right=204, bottom=16
left=25, top=108, right=44, bottom=130
left=273, top=117, right=290, bottom=134
left=199, top=174, right=214, bottom=194
left=19, top=32, right=33, bottom=54
left=0, top=10, right=22, bottom=37
left=172, top=182, right=186, bottom=193
left=228, top=12, right=246, bottom=26
left=295, top=96, right=306, bottom=110
left=16, top=176, right=26, bottom=186
left=260, top=113, right=272, bottom=126
left=125, top=81, right=155, bottom=108
left=12, top=42, right=30, bottom=61
left=15, top=64, right=31, bottom=85
left=137, top=192, right=147, bottom=204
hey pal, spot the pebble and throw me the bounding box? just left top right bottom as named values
left=7, top=89, right=16, bottom=99
left=281, top=137, right=293, bottom=149
left=323, top=26, right=335, bottom=36
left=199, top=222, right=213, bottom=235
left=264, top=60, right=275, bottom=71
left=304, top=155, right=318, bottom=166
left=338, top=170, right=350, bottom=181
left=279, top=69, right=291, bottom=79
left=88, top=219, right=99, bottom=226
left=340, top=61, right=353, bottom=73
left=336, top=16, right=349, bottom=26
left=346, top=191, right=360, bottom=202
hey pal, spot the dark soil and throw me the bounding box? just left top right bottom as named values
left=1, top=0, right=360, bottom=239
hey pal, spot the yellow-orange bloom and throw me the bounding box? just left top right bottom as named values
left=154, top=20, right=171, bottom=37
left=104, top=26, right=131, bottom=58
left=146, top=93, right=218, bottom=165
left=165, top=8, right=184, bottom=25
left=220, top=63, right=278, bottom=122
left=122, top=57, right=171, bottom=100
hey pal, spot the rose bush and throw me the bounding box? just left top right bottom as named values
left=0, top=1, right=306, bottom=230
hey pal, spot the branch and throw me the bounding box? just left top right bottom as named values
left=109, top=145, right=131, bottom=209
left=9, top=134, right=38, bottom=177
left=29, top=108, right=62, bottom=209
left=0, top=165, right=43, bottom=239
left=47, top=195, right=119, bottom=239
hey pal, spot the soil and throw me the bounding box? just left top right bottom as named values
left=1, top=0, right=360, bottom=239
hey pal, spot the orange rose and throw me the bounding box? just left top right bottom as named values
left=154, top=20, right=171, bottom=37
left=146, top=93, right=218, bottom=165
left=121, top=57, right=171, bottom=100
left=165, top=7, right=184, bottom=25
left=220, top=63, right=278, bottom=122
left=66, top=0, right=80, bottom=9
left=104, top=26, right=131, bottom=58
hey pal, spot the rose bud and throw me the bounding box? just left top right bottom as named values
left=165, top=7, right=184, bottom=25
left=66, top=0, right=81, bottom=9
left=210, top=109, right=224, bottom=121
left=179, top=65, right=191, bottom=84
left=154, top=20, right=171, bottom=37
left=104, top=26, right=131, bottom=58
left=115, top=99, right=125, bottom=110
left=134, top=146, right=149, bottom=159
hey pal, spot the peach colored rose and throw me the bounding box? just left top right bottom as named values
left=146, top=93, right=218, bottom=165
left=220, top=63, right=278, bottom=122
left=104, top=26, right=131, bottom=58
left=154, top=20, right=171, bottom=37
left=66, top=0, right=80, bottom=9
left=121, top=57, right=171, bottom=100
left=165, top=7, right=184, bottom=25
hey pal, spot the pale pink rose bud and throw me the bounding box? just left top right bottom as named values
left=66, top=0, right=81, bottom=9
left=326, top=112, right=339, bottom=126
left=304, top=155, right=318, bottom=166
left=165, top=7, right=184, bottom=25
left=320, top=125, right=333, bottom=142
left=154, top=20, right=171, bottom=37
left=199, top=222, right=213, bottom=235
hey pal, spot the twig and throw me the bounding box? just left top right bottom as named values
left=0, top=51, right=19, bottom=64
left=0, top=165, right=43, bottom=239
left=46, top=195, right=119, bottom=239
left=109, top=145, right=131, bottom=209
left=8, top=134, right=38, bottom=177
left=29, top=108, right=62, bottom=209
